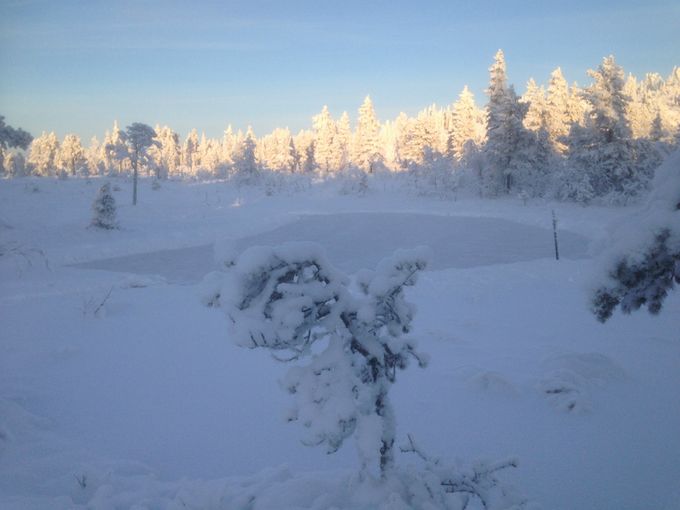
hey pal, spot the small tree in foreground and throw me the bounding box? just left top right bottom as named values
left=592, top=150, right=680, bottom=322
left=209, top=242, right=523, bottom=508
left=90, top=183, right=118, bottom=230
left=223, top=243, right=429, bottom=476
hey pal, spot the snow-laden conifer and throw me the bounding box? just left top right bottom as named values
left=220, top=242, right=429, bottom=477
left=353, top=96, right=381, bottom=172
left=592, top=150, right=680, bottom=321
left=90, top=182, right=118, bottom=230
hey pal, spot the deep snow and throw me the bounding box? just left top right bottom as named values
left=0, top=178, right=678, bottom=509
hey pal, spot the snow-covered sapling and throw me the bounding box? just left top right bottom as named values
left=90, top=182, right=118, bottom=230
left=221, top=242, right=429, bottom=477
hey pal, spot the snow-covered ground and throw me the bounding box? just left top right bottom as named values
left=1, top=178, right=678, bottom=509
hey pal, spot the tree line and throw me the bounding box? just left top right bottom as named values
left=2, top=51, right=679, bottom=204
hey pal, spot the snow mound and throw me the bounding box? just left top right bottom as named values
left=538, top=353, right=626, bottom=413
left=0, top=398, right=52, bottom=453
left=466, top=371, right=519, bottom=398
left=0, top=242, right=50, bottom=281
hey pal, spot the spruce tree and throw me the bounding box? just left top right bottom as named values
left=313, top=105, right=336, bottom=172
left=353, top=95, right=381, bottom=172
left=90, top=182, right=118, bottom=230
left=568, top=56, right=640, bottom=201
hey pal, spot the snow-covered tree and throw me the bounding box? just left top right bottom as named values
left=181, top=129, right=200, bottom=176
left=219, top=243, right=429, bottom=477
left=2, top=151, right=26, bottom=177
left=333, top=111, right=352, bottom=171
left=0, top=116, right=32, bottom=151
left=353, top=96, right=381, bottom=172
left=566, top=56, right=644, bottom=202
left=313, top=105, right=337, bottom=172
left=0, top=117, right=32, bottom=176
left=84, top=137, right=104, bottom=175
left=90, top=182, right=118, bottom=230
left=294, top=129, right=316, bottom=174
left=27, top=132, right=59, bottom=176
left=57, top=134, right=86, bottom=176
left=544, top=68, right=573, bottom=154
left=102, top=121, right=129, bottom=176
left=450, top=86, right=485, bottom=162
left=261, top=127, right=296, bottom=173
left=0, top=116, right=32, bottom=173
left=592, top=150, right=680, bottom=321
left=232, top=127, right=259, bottom=184
left=392, top=112, right=419, bottom=168
left=150, top=125, right=181, bottom=178
left=124, top=123, right=158, bottom=205
left=483, top=50, right=517, bottom=194
left=483, top=51, right=534, bottom=196
left=522, top=79, right=547, bottom=132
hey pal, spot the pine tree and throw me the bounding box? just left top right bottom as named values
left=332, top=111, right=352, bottom=171
left=125, top=123, right=158, bottom=205
left=544, top=68, right=573, bottom=154
left=102, top=121, right=129, bottom=176
left=232, top=127, right=259, bottom=183
left=483, top=51, right=533, bottom=195
left=90, top=182, right=118, bottom=230
left=150, top=125, right=181, bottom=178
left=450, top=86, right=484, bottom=162
left=313, top=105, right=337, bottom=172
left=27, top=132, right=59, bottom=176
left=353, top=96, right=381, bottom=172
left=394, top=112, right=420, bottom=167
left=294, top=130, right=316, bottom=173
left=2, top=151, right=26, bottom=177
left=181, top=129, right=200, bottom=176
left=58, top=134, right=86, bottom=176
left=522, top=78, right=547, bottom=132
left=567, top=55, right=642, bottom=202
left=0, top=116, right=32, bottom=156
left=219, top=243, right=429, bottom=477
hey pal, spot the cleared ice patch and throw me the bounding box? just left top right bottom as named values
left=73, top=213, right=589, bottom=281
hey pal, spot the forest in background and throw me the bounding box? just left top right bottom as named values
left=2, top=51, right=679, bottom=205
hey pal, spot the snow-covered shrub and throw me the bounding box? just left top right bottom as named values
left=592, top=150, right=680, bottom=321
left=219, top=242, right=429, bottom=477
left=90, top=182, right=118, bottom=230
left=397, top=435, right=526, bottom=510
left=0, top=242, right=50, bottom=279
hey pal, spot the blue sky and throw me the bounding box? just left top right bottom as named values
left=1, top=0, right=678, bottom=141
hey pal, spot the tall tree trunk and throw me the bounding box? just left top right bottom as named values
left=132, top=155, right=138, bottom=205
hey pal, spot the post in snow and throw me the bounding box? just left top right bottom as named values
left=552, top=209, right=559, bottom=261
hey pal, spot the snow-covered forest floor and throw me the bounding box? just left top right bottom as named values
left=0, top=178, right=678, bottom=509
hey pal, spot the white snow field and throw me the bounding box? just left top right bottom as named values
left=1, top=178, right=678, bottom=509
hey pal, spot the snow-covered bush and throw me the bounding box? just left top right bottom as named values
left=592, top=150, right=680, bottom=321
left=218, top=242, right=429, bottom=477
left=90, top=182, right=118, bottom=230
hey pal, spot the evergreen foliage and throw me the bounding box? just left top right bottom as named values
left=90, top=182, right=118, bottom=230
left=221, top=243, right=429, bottom=477
left=592, top=150, right=680, bottom=321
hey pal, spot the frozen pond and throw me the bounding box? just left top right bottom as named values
left=74, top=213, right=590, bottom=281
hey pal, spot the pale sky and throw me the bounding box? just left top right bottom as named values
left=1, top=0, right=678, bottom=141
